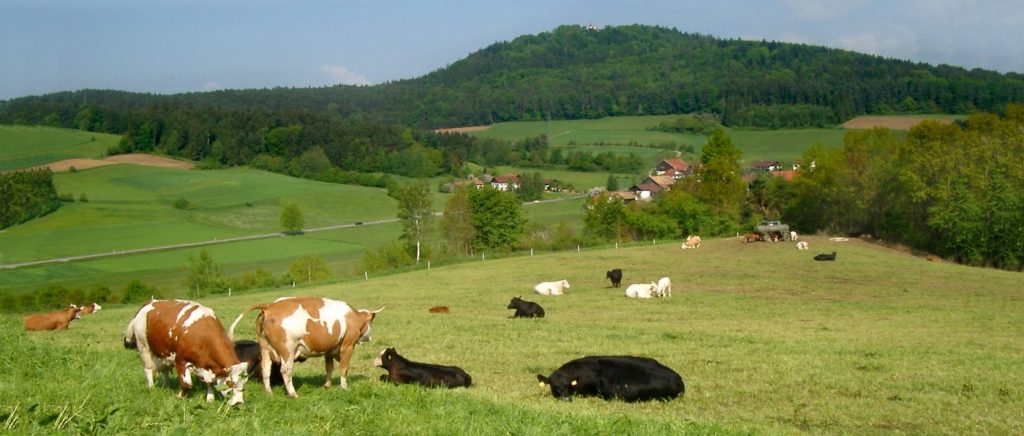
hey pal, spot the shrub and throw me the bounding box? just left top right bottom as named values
left=173, top=198, right=190, bottom=210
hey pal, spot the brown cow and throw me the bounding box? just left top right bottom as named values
left=123, top=300, right=248, bottom=406
left=428, top=306, right=449, bottom=314
left=24, top=305, right=81, bottom=331
left=79, top=303, right=102, bottom=315
left=229, top=297, right=382, bottom=398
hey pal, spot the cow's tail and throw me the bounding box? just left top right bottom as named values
left=228, top=304, right=269, bottom=341
left=123, top=319, right=137, bottom=350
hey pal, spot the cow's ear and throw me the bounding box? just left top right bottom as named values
left=536, top=375, right=549, bottom=385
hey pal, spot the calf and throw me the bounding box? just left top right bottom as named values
left=233, top=340, right=306, bottom=386
left=79, top=302, right=102, bottom=315
left=681, top=235, right=702, bottom=249
left=656, top=276, right=672, bottom=298
left=625, top=283, right=658, bottom=299
left=123, top=300, right=248, bottom=406
left=605, top=269, right=623, bottom=288
left=428, top=306, right=450, bottom=314
left=796, top=241, right=809, bottom=250
left=534, top=279, right=570, bottom=296
left=24, top=305, right=81, bottom=331
left=229, top=297, right=383, bottom=397
left=537, top=356, right=684, bottom=402
left=814, top=251, right=837, bottom=261
left=374, top=347, right=472, bottom=388
left=507, top=296, right=545, bottom=318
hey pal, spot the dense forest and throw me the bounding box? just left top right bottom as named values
left=4, top=24, right=1024, bottom=132
left=0, top=169, right=60, bottom=229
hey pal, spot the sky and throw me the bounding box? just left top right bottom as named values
left=1, top=0, right=1023, bottom=101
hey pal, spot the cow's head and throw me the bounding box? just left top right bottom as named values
left=373, top=347, right=398, bottom=368
left=561, top=280, right=570, bottom=289
left=507, top=296, right=522, bottom=309
left=355, top=307, right=384, bottom=343
left=192, top=362, right=249, bottom=407
left=537, top=373, right=576, bottom=401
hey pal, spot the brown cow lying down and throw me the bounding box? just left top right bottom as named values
left=124, top=300, right=248, bottom=406
left=229, top=297, right=383, bottom=397
left=24, top=305, right=81, bottom=331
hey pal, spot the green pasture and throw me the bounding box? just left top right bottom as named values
left=2, top=237, right=1022, bottom=434
left=470, top=115, right=850, bottom=163
left=0, top=125, right=120, bottom=171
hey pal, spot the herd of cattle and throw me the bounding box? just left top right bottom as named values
left=22, top=234, right=847, bottom=406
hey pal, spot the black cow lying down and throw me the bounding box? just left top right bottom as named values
left=814, top=251, right=837, bottom=261
left=234, top=340, right=306, bottom=386
left=537, top=356, right=684, bottom=402
left=507, top=296, right=545, bottom=318
left=375, top=347, right=472, bottom=388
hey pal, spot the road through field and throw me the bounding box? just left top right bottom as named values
left=0, top=195, right=584, bottom=270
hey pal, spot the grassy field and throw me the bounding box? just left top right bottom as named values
left=468, top=115, right=848, bottom=163
left=0, top=125, right=121, bottom=171
left=2, top=236, right=1021, bottom=434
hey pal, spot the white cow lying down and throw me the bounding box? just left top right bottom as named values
left=625, top=283, right=658, bottom=299
left=534, top=279, right=570, bottom=296
left=796, top=241, right=809, bottom=250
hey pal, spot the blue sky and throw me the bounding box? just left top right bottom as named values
left=1, top=0, right=1022, bottom=100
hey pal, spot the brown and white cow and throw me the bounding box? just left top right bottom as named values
left=228, top=297, right=383, bottom=398
left=123, top=299, right=248, bottom=406
left=24, top=304, right=81, bottom=331
left=79, top=302, right=102, bottom=315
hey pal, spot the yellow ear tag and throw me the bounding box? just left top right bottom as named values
left=571, top=380, right=578, bottom=386
left=539, top=381, right=545, bottom=387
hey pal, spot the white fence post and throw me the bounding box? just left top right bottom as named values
left=364, top=271, right=368, bottom=280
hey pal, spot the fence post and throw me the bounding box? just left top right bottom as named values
left=577, top=245, right=580, bottom=252
left=364, top=271, right=368, bottom=280
left=427, top=261, right=430, bottom=270
left=531, top=248, right=534, bottom=256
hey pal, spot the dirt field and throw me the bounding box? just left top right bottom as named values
left=842, top=116, right=956, bottom=130
left=41, top=153, right=194, bottom=172
left=433, top=125, right=491, bottom=134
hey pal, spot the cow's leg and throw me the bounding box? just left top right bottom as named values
left=281, top=358, right=298, bottom=398
left=139, top=349, right=158, bottom=389
left=205, top=383, right=216, bottom=402
left=259, top=341, right=274, bottom=394
left=323, top=354, right=335, bottom=388
left=174, top=359, right=192, bottom=399
left=337, top=345, right=354, bottom=389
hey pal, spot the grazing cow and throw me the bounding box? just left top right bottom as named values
left=228, top=297, right=383, bottom=397
left=605, top=269, right=623, bottom=288
left=796, top=241, right=809, bottom=250
left=123, top=300, right=248, bottom=406
left=789, top=230, right=799, bottom=241
left=814, top=251, right=837, bottom=261
left=79, top=302, right=102, bottom=315
left=534, top=279, right=570, bottom=296
left=507, top=296, right=545, bottom=318
left=537, top=356, right=684, bottom=402
left=656, top=276, right=672, bottom=298
left=374, top=347, right=472, bottom=388
left=23, top=305, right=81, bottom=331
left=625, top=283, right=658, bottom=299
left=681, top=235, right=702, bottom=249
left=742, top=232, right=762, bottom=243
left=233, top=340, right=307, bottom=386
left=428, top=306, right=450, bottom=314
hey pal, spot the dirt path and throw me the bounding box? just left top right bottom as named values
left=39, top=153, right=194, bottom=172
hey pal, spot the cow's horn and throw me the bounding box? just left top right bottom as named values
left=372, top=306, right=386, bottom=314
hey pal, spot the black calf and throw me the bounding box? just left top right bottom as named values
left=234, top=340, right=305, bottom=386
left=537, top=355, right=684, bottom=402
left=605, top=268, right=623, bottom=288
left=814, top=251, right=837, bottom=261
left=507, top=296, right=545, bottom=318
left=374, top=347, right=472, bottom=388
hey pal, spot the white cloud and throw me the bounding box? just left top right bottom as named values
left=777, top=0, right=866, bottom=20
left=836, top=25, right=919, bottom=60
left=199, top=81, right=224, bottom=92
left=320, top=64, right=371, bottom=86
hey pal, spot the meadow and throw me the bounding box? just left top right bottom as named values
left=0, top=125, right=121, bottom=171
left=469, top=115, right=848, bottom=163
left=2, top=237, right=1021, bottom=434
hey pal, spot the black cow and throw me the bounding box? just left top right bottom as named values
left=507, top=296, right=545, bottom=318
left=374, top=347, right=472, bottom=388
left=537, top=356, right=684, bottom=402
left=605, top=269, right=623, bottom=288
left=814, top=251, right=837, bottom=261
left=233, top=340, right=306, bottom=386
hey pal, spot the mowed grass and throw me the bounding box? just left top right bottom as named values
left=0, top=125, right=121, bottom=171
left=469, top=115, right=847, bottom=162
left=1, top=237, right=1021, bottom=434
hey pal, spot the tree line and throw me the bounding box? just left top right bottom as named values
left=581, top=105, right=1024, bottom=270
left=0, top=168, right=60, bottom=229
left=4, top=25, right=1023, bottom=131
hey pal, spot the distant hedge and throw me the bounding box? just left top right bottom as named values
left=0, top=168, right=61, bottom=229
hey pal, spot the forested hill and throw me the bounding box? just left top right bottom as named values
left=4, top=24, right=1024, bottom=129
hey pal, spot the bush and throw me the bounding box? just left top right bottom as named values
left=173, top=198, right=191, bottom=210
left=78, top=193, right=89, bottom=202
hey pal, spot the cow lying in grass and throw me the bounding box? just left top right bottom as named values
left=24, top=305, right=81, bottom=331
left=537, top=356, right=684, bottom=402
left=625, top=283, right=658, bottom=299
left=534, top=279, right=570, bottom=296
left=233, top=340, right=306, bottom=386
left=507, top=296, right=545, bottom=318
left=814, top=251, right=837, bottom=261
left=375, top=347, right=472, bottom=388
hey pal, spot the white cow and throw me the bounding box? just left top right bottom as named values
left=789, top=231, right=799, bottom=241
left=796, top=241, right=809, bottom=250
left=534, top=279, right=570, bottom=296
left=656, top=276, right=672, bottom=298
left=625, top=283, right=658, bottom=299
left=681, top=235, right=702, bottom=249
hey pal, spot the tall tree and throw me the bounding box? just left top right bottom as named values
left=396, top=181, right=433, bottom=263
left=289, top=255, right=332, bottom=284
left=184, top=250, right=220, bottom=298
left=280, top=203, right=304, bottom=234
left=468, top=186, right=525, bottom=252
left=441, top=186, right=476, bottom=256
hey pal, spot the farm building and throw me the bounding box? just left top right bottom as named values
left=654, top=158, right=692, bottom=179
